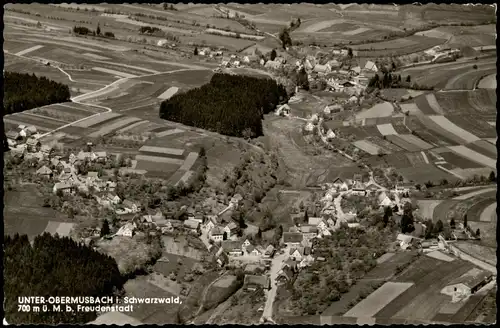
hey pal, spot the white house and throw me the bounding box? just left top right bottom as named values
left=116, top=223, right=136, bottom=237
left=304, top=122, right=315, bottom=132
left=304, top=59, right=314, bottom=70
left=276, top=104, right=291, bottom=116
left=326, top=129, right=336, bottom=140
left=210, top=226, right=224, bottom=242
left=364, top=60, right=378, bottom=72
left=313, top=64, right=331, bottom=74
left=379, top=192, right=393, bottom=208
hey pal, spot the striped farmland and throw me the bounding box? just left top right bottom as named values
left=377, top=123, right=398, bottom=136
left=116, top=120, right=149, bottom=134
left=447, top=145, right=496, bottom=169
left=156, top=128, right=185, bottom=138
left=135, top=155, right=184, bottom=165
left=425, top=94, right=444, bottom=115
left=428, top=116, right=480, bottom=144
left=385, top=135, right=422, bottom=152
left=353, top=139, right=383, bottom=155
left=179, top=152, right=199, bottom=171
left=87, top=116, right=142, bottom=138
left=466, top=140, right=497, bottom=159
left=397, top=134, right=434, bottom=150
left=139, top=145, right=185, bottom=156
left=73, top=112, right=122, bottom=128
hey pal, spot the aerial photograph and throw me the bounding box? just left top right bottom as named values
left=2, top=2, right=497, bottom=325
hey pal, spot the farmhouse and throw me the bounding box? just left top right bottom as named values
left=245, top=245, right=262, bottom=257
left=53, top=182, right=74, bottom=194
left=26, top=138, right=41, bottom=152
left=363, top=60, right=378, bottom=72
left=36, top=165, right=53, bottom=178
left=183, top=219, right=201, bottom=234
left=441, top=269, right=493, bottom=301
left=378, top=192, right=393, bottom=208
left=221, top=240, right=244, bottom=256
left=224, top=222, right=239, bottom=239
left=122, top=200, right=140, bottom=213
left=244, top=275, right=271, bottom=291
left=263, top=245, right=275, bottom=258
left=283, top=232, right=304, bottom=247
left=351, top=182, right=366, bottom=196
left=116, top=223, right=136, bottom=237
left=210, top=226, right=224, bottom=242
left=300, top=225, right=319, bottom=241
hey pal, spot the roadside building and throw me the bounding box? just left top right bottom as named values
left=210, top=226, right=224, bottom=242
left=441, top=269, right=493, bottom=301
left=244, top=275, right=271, bottom=291
left=26, top=138, right=41, bottom=152
left=53, top=182, right=74, bottom=194
left=116, top=223, right=136, bottom=237
left=184, top=219, right=201, bottom=234
left=221, top=240, right=244, bottom=257
left=263, top=245, right=275, bottom=258
left=276, top=267, right=294, bottom=285
left=283, top=232, right=303, bottom=247
left=223, top=222, right=239, bottom=239
left=122, top=200, right=140, bottom=213
left=36, top=165, right=53, bottom=178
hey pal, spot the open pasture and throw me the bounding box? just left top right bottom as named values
left=385, top=135, right=422, bottom=152
left=434, top=90, right=496, bottom=119
left=397, top=134, right=434, bottom=150
left=355, top=102, right=394, bottom=119
left=382, top=152, right=413, bottom=170
left=31, top=103, right=94, bottom=122
left=72, top=112, right=122, bottom=128
left=444, top=115, right=497, bottom=139
left=7, top=112, right=63, bottom=130
left=354, top=35, right=446, bottom=57
left=352, top=139, right=382, bottom=156
left=478, top=74, right=496, bottom=89
left=87, top=116, right=143, bottom=138
left=416, top=200, right=443, bottom=220
left=467, top=198, right=496, bottom=223
left=415, top=116, right=464, bottom=146
left=444, top=65, right=497, bottom=90
left=439, top=152, right=484, bottom=169
left=366, top=136, right=403, bottom=154
left=376, top=123, right=397, bottom=136
left=413, top=95, right=438, bottom=115
left=428, top=115, right=480, bottom=144
left=398, top=164, right=456, bottom=185
left=447, top=145, right=496, bottom=170
left=465, top=140, right=497, bottom=159
left=140, top=69, right=214, bottom=90
left=405, top=152, right=428, bottom=167
left=344, top=282, right=415, bottom=318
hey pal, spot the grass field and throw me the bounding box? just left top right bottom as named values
left=366, top=136, right=403, bottom=154
left=398, top=164, right=456, bottom=185
left=465, top=140, right=497, bottom=159
left=72, top=112, right=122, bottom=128
left=385, top=135, right=422, bottom=152
left=434, top=90, right=496, bottom=120
left=398, top=134, right=434, bottom=150
left=447, top=145, right=496, bottom=169
left=87, top=116, right=142, bottom=138
left=416, top=115, right=465, bottom=145
left=353, top=139, right=382, bottom=155
left=356, top=102, right=394, bottom=119
left=439, top=151, right=484, bottom=169
left=444, top=115, right=497, bottom=139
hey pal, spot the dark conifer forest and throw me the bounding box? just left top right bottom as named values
left=159, top=73, right=288, bottom=138
left=3, top=72, right=71, bottom=116
left=4, top=233, right=124, bottom=324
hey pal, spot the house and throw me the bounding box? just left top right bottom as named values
left=245, top=263, right=265, bottom=274
left=106, top=181, right=117, bottom=191
left=276, top=266, right=294, bottom=285
left=263, top=245, right=275, bottom=258
left=36, top=165, right=53, bottom=178
left=77, top=151, right=91, bottom=162
left=242, top=239, right=252, bottom=249
left=94, top=151, right=107, bottom=163
left=396, top=233, right=419, bottom=250
left=364, top=182, right=380, bottom=195
left=26, top=138, right=41, bottom=152
left=347, top=223, right=362, bottom=229
left=122, top=200, right=140, bottom=213
left=224, top=222, right=239, bottom=239
left=230, top=193, right=243, bottom=206
left=221, top=240, right=244, bottom=256
left=106, top=193, right=121, bottom=205
left=184, top=219, right=201, bottom=234
left=441, top=269, right=493, bottom=301
left=233, top=60, right=241, bottom=67
left=282, top=259, right=298, bottom=272
left=283, top=232, right=303, bottom=247
left=308, top=217, right=327, bottom=231
left=276, top=104, right=291, bottom=116
left=313, top=64, right=331, bottom=74
left=328, top=59, right=341, bottom=69
left=246, top=245, right=262, bottom=257
left=304, top=122, right=315, bottom=132
left=9, top=145, right=26, bottom=157
left=352, top=182, right=366, bottom=196
left=259, top=58, right=265, bottom=66
left=348, top=95, right=358, bottom=104
left=53, top=182, right=74, bottom=194
left=5, top=130, right=21, bottom=141
left=87, top=171, right=99, bottom=180
left=300, top=225, right=319, bottom=241
left=265, top=60, right=281, bottom=70
left=354, top=75, right=369, bottom=86
left=289, top=248, right=304, bottom=261
left=363, top=60, right=378, bottom=72
left=244, top=275, right=271, bottom=291
left=332, top=177, right=349, bottom=191
left=326, top=129, right=336, bottom=140
left=304, top=59, right=314, bottom=70
left=116, top=223, right=136, bottom=237
left=210, top=226, right=224, bottom=242
left=378, top=192, right=393, bottom=208
left=50, top=158, right=63, bottom=170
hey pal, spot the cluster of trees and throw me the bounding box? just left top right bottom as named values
left=368, top=73, right=433, bottom=91
left=3, top=72, right=71, bottom=116
left=159, top=73, right=288, bottom=138
left=4, top=233, right=124, bottom=324
left=163, top=3, right=178, bottom=11
left=279, top=28, right=293, bottom=49
left=290, top=227, right=390, bottom=315
left=139, top=26, right=162, bottom=34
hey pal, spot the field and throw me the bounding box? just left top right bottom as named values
left=355, top=102, right=394, bottom=119
left=439, top=152, right=483, bottom=169
left=398, top=164, right=456, bottom=184
left=428, top=116, right=480, bottom=144
left=376, top=123, right=397, bottom=136
left=366, top=136, right=403, bottom=154
left=444, top=115, right=497, bottom=139
left=385, top=135, right=422, bottom=152
left=433, top=90, right=496, bottom=120
left=412, top=116, right=463, bottom=146
left=3, top=185, right=75, bottom=240
left=478, top=74, right=496, bottom=89
left=352, top=139, right=382, bottom=155
left=447, top=145, right=496, bottom=170
left=87, top=116, right=143, bottom=138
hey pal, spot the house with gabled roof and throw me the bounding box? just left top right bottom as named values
left=36, top=165, right=53, bottom=178
left=210, top=226, right=224, bottom=242
left=363, top=60, right=378, bottom=72
left=364, top=181, right=380, bottom=195
left=283, top=232, right=303, bottom=247
left=122, top=199, right=140, bottom=213
left=276, top=266, right=295, bottom=285
left=53, top=182, right=74, bottom=194
left=221, top=240, right=244, bottom=256
left=26, top=138, right=41, bottom=152
left=332, top=176, right=349, bottom=191
left=184, top=219, right=201, bottom=234
left=352, top=181, right=366, bottom=196
left=244, top=275, right=271, bottom=291
left=378, top=191, right=393, bottom=208
left=6, top=130, right=21, bottom=141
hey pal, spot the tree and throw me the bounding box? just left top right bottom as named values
left=392, top=204, right=399, bottom=213
left=463, top=214, right=468, bottom=228
left=304, top=210, right=309, bottom=224
left=391, top=61, right=396, bottom=71
left=101, top=219, right=110, bottom=236
left=347, top=48, right=353, bottom=59
left=297, top=67, right=309, bottom=90
left=401, top=213, right=415, bottom=233
left=406, top=75, right=411, bottom=83
left=476, top=228, right=480, bottom=237
left=278, top=28, right=292, bottom=49
left=424, top=220, right=434, bottom=239
left=194, top=47, right=198, bottom=55
left=96, top=22, right=101, bottom=35
left=450, top=218, right=456, bottom=230
left=489, top=171, right=496, bottom=182
left=270, top=49, right=277, bottom=61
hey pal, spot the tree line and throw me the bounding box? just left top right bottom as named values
left=4, top=233, right=124, bottom=324
left=159, top=73, right=288, bottom=138
left=3, top=72, right=71, bottom=116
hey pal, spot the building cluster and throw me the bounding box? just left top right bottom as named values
left=6, top=124, right=43, bottom=153
left=424, top=46, right=461, bottom=63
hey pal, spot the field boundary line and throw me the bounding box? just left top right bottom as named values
left=436, top=165, right=465, bottom=180
left=421, top=151, right=429, bottom=164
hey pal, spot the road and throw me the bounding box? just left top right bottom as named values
left=448, top=244, right=497, bottom=274
left=261, top=250, right=288, bottom=321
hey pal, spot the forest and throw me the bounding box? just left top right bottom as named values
left=3, top=72, right=71, bottom=116
left=159, top=73, right=288, bottom=138
left=4, top=233, right=124, bottom=324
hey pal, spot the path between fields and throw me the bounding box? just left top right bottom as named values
left=194, top=272, right=229, bottom=317
left=261, top=250, right=288, bottom=322
left=452, top=187, right=496, bottom=200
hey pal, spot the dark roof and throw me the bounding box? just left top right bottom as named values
left=278, top=267, right=294, bottom=280
left=449, top=270, right=493, bottom=289
left=283, top=232, right=303, bottom=243
left=244, top=275, right=270, bottom=288
left=221, top=240, right=242, bottom=252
